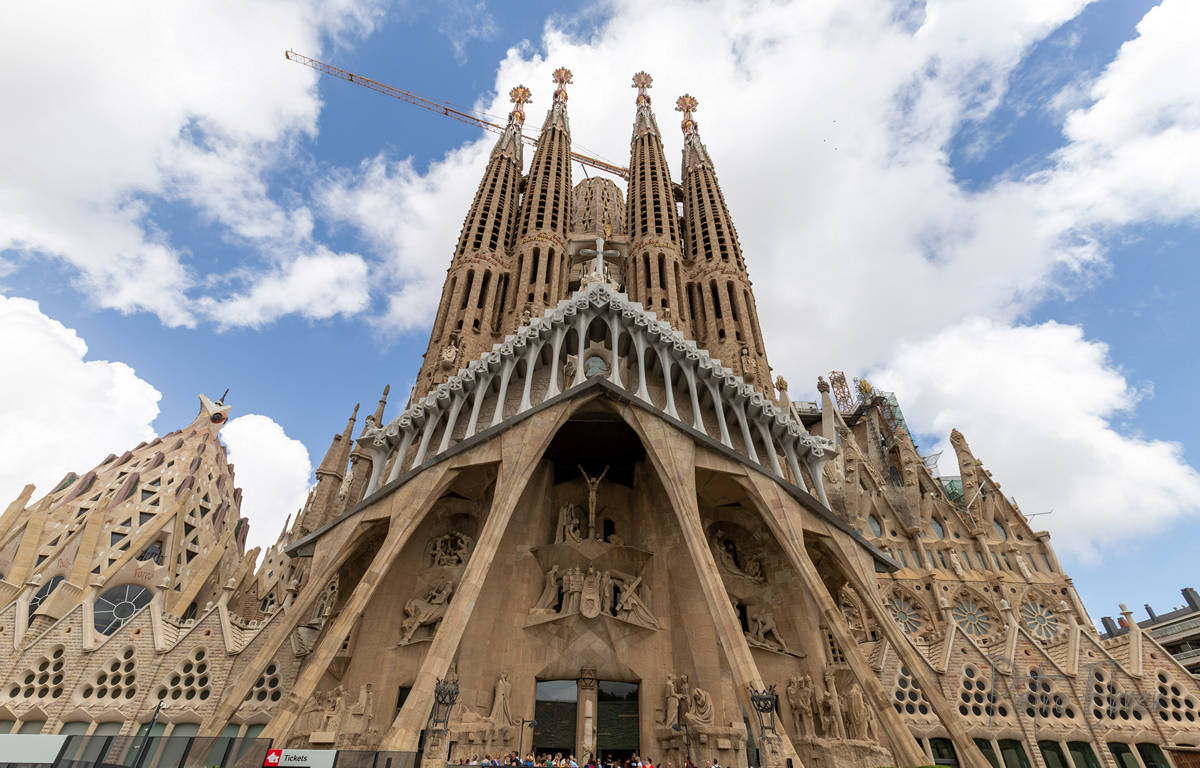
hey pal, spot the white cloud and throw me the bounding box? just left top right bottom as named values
left=221, top=414, right=313, bottom=555
left=0, top=0, right=383, bottom=328
left=869, top=318, right=1200, bottom=560
left=197, top=248, right=371, bottom=329
left=0, top=295, right=161, bottom=506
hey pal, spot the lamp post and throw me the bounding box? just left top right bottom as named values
left=519, top=718, right=537, bottom=757
left=430, top=677, right=460, bottom=732
left=747, top=684, right=778, bottom=737
left=671, top=721, right=692, bottom=767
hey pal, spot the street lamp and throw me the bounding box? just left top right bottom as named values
left=747, top=684, right=778, bottom=737
left=671, top=721, right=693, bottom=767
left=430, top=677, right=460, bottom=732
left=519, top=718, right=537, bottom=756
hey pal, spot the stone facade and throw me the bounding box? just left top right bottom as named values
left=0, top=69, right=1197, bottom=768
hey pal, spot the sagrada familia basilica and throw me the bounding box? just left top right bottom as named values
left=1, top=68, right=1198, bottom=768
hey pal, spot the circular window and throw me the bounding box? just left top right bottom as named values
left=29, top=575, right=65, bottom=618
left=930, top=518, right=945, bottom=539
left=952, top=597, right=993, bottom=638
left=94, top=584, right=153, bottom=635
left=886, top=596, right=923, bottom=634
left=868, top=515, right=883, bottom=537
left=992, top=520, right=1008, bottom=541
left=1021, top=601, right=1061, bottom=641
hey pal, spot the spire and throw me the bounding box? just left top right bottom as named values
left=676, top=94, right=713, bottom=172
left=316, top=403, right=358, bottom=478
left=626, top=71, right=688, bottom=334
left=369, top=383, right=390, bottom=428
left=631, top=71, right=660, bottom=138
left=493, top=85, right=531, bottom=165
left=511, top=66, right=575, bottom=323
left=676, top=93, right=772, bottom=394
left=413, top=83, right=530, bottom=396
left=542, top=67, right=573, bottom=133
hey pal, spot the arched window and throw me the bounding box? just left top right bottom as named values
left=94, top=584, right=153, bottom=635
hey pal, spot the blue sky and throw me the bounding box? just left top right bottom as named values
left=1, top=0, right=1198, bottom=628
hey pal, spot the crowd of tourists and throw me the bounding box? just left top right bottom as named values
left=454, top=753, right=723, bottom=768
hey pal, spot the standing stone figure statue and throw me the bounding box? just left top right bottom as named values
left=843, top=680, right=870, bottom=740
left=786, top=674, right=815, bottom=738
left=488, top=671, right=516, bottom=727
left=532, top=565, right=561, bottom=614
left=663, top=673, right=687, bottom=725
left=820, top=671, right=846, bottom=739
left=563, top=567, right=585, bottom=613
left=578, top=464, right=610, bottom=539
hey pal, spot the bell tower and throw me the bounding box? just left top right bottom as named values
left=509, top=68, right=575, bottom=326
left=625, top=72, right=692, bottom=336
left=677, top=95, right=772, bottom=391
left=415, top=85, right=530, bottom=394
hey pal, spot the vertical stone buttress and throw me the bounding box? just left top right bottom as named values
left=625, top=73, right=692, bottom=336
left=676, top=95, right=772, bottom=391
left=415, top=87, right=530, bottom=395
left=509, top=68, right=574, bottom=327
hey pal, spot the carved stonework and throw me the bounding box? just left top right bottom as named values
left=398, top=580, right=455, bottom=645
left=289, top=683, right=377, bottom=749
left=787, top=674, right=816, bottom=739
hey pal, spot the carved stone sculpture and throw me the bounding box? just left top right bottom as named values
left=399, top=581, right=454, bottom=644
left=843, top=680, right=870, bottom=741
left=684, top=687, right=714, bottom=727
left=662, top=672, right=688, bottom=725
left=746, top=604, right=787, bottom=653
left=563, top=567, right=584, bottom=613
left=429, top=531, right=474, bottom=567
left=487, top=671, right=516, bottom=727
left=786, top=674, right=815, bottom=739
left=612, top=571, right=660, bottom=629
left=820, top=671, right=846, bottom=739
left=556, top=503, right=584, bottom=544
left=531, top=565, right=561, bottom=614
left=578, top=464, right=609, bottom=539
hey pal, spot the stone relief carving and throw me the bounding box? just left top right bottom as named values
left=399, top=580, right=455, bottom=645
left=684, top=687, right=715, bottom=727
left=842, top=679, right=874, bottom=742
left=786, top=674, right=815, bottom=739
left=290, top=683, right=377, bottom=748
left=819, top=670, right=846, bottom=740
left=710, top=529, right=765, bottom=583
left=426, top=531, right=475, bottom=567
left=660, top=672, right=689, bottom=725
left=528, top=469, right=661, bottom=631
left=555, top=503, right=585, bottom=544
left=746, top=604, right=789, bottom=653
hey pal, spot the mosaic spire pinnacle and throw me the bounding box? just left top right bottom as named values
left=552, top=67, right=573, bottom=103
left=508, top=85, right=531, bottom=126
left=632, top=71, right=653, bottom=107
left=675, top=93, right=699, bottom=136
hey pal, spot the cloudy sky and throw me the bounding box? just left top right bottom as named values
left=1, top=0, right=1197, bottom=627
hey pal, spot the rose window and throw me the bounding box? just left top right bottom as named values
left=951, top=597, right=992, bottom=637
left=886, top=596, right=922, bottom=634
left=1021, top=601, right=1061, bottom=641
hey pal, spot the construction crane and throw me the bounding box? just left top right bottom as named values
left=285, top=50, right=629, bottom=179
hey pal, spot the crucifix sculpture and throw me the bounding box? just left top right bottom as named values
left=578, top=464, right=609, bottom=540
left=579, top=226, right=620, bottom=287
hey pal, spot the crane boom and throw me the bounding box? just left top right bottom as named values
left=285, top=50, right=629, bottom=179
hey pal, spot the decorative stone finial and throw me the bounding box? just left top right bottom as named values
left=632, top=71, right=653, bottom=106
left=675, top=94, right=699, bottom=135
left=552, top=67, right=572, bottom=103
left=508, top=85, right=531, bottom=125
left=816, top=376, right=830, bottom=394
